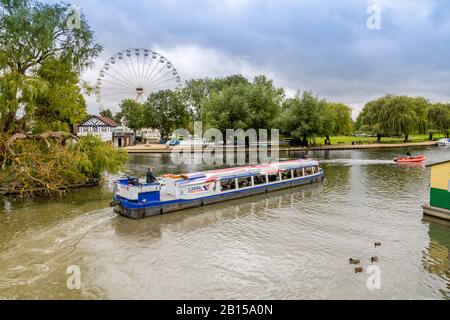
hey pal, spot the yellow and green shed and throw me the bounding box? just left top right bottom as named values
left=423, top=160, right=450, bottom=221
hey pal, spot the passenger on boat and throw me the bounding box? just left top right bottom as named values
left=406, top=151, right=412, bottom=159
left=146, top=167, right=157, bottom=184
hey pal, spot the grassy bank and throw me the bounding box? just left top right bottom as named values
left=314, top=135, right=445, bottom=146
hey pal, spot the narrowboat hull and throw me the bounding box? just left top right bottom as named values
left=113, top=172, right=324, bottom=220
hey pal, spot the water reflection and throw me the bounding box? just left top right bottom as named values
left=423, top=217, right=450, bottom=299
left=1, top=146, right=449, bottom=299
left=113, top=183, right=324, bottom=240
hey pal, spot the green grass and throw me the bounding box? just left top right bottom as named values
left=313, top=134, right=445, bottom=146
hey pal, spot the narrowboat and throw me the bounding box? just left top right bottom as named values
left=111, top=159, right=325, bottom=219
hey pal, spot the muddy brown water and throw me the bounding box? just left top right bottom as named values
left=0, top=147, right=449, bottom=299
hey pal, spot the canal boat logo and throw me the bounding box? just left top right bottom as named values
left=187, top=184, right=212, bottom=194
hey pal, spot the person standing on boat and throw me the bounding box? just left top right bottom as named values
left=146, top=167, right=157, bottom=184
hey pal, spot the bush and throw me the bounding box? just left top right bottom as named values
left=0, top=134, right=127, bottom=196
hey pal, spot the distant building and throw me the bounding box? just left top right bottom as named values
left=139, top=128, right=161, bottom=144
left=113, top=126, right=135, bottom=148
left=423, top=160, right=450, bottom=221
left=77, top=115, right=119, bottom=142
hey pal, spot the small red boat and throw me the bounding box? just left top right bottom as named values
left=394, top=155, right=426, bottom=163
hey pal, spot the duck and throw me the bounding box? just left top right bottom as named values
left=374, top=242, right=382, bottom=248
left=371, top=257, right=379, bottom=263
left=355, top=267, right=364, bottom=274
left=349, top=258, right=361, bottom=265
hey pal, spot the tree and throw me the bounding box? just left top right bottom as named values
left=322, top=102, right=353, bottom=144
left=182, top=79, right=211, bottom=121
left=143, top=90, right=191, bottom=139
left=0, top=0, right=102, bottom=133
left=0, top=1, right=127, bottom=195
left=358, top=96, right=391, bottom=143
left=278, top=91, right=325, bottom=146
left=201, top=75, right=283, bottom=134
left=182, top=75, right=252, bottom=121
left=382, top=96, right=421, bottom=142
left=33, top=57, right=88, bottom=133
left=428, top=103, right=450, bottom=138
left=357, top=95, right=430, bottom=143
left=99, top=108, right=114, bottom=119
left=116, top=99, right=145, bottom=131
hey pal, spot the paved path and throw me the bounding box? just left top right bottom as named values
left=124, top=141, right=437, bottom=154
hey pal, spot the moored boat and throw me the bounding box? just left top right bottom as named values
left=111, top=159, right=325, bottom=219
left=437, top=138, right=450, bottom=146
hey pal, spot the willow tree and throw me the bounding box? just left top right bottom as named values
left=0, top=1, right=128, bottom=196
left=358, top=95, right=429, bottom=143
left=321, top=102, right=353, bottom=144
left=0, top=0, right=102, bottom=134
left=382, top=96, right=423, bottom=142
left=428, top=103, right=450, bottom=138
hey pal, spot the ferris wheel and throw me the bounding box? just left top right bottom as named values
left=95, top=48, right=182, bottom=109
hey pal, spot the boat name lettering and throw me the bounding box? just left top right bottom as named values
left=187, top=184, right=212, bottom=193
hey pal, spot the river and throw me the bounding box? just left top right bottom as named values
left=0, top=147, right=449, bottom=300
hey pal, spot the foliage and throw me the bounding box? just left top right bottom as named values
left=357, top=95, right=431, bottom=142
left=201, top=75, right=284, bottom=133
left=0, top=135, right=127, bottom=195
left=428, top=103, right=450, bottom=138
left=116, top=99, right=144, bottom=130
left=0, top=0, right=102, bottom=134
left=322, top=102, right=353, bottom=143
left=277, top=91, right=326, bottom=146
left=0, top=1, right=127, bottom=196
left=182, top=75, right=251, bottom=121
left=99, top=108, right=114, bottom=119
left=33, top=57, right=88, bottom=133
left=143, top=90, right=191, bottom=139
left=71, top=135, right=127, bottom=179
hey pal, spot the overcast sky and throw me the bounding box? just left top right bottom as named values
left=49, top=0, right=450, bottom=117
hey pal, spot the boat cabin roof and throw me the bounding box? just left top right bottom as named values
left=174, top=160, right=319, bottom=186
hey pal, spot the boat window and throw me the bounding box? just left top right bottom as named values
left=238, top=177, right=252, bottom=189
left=293, top=168, right=304, bottom=178
left=268, top=173, right=280, bottom=182
left=254, top=175, right=267, bottom=185
left=305, top=167, right=314, bottom=176
left=315, top=166, right=320, bottom=173
left=220, top=179, right=236, bottom=192
left=281, top=171, right=291, bottom=180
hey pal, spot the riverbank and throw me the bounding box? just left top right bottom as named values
left=125, top=141, right=438, bottom=154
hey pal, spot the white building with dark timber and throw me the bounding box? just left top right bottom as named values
left=77, top=115, right=119, bottom=142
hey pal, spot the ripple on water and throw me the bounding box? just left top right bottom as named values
left=0, top=147, right=449, bottom=299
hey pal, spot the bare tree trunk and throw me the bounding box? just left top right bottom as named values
left=377, top=134, right=382, bottom=143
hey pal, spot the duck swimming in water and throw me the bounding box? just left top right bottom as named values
left=355, top=267, right=364, bottom=274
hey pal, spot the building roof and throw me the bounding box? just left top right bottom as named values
left=79, top=115, right=119, bottom=127
left=96, top=116, right=119, bottom=127
left=426, top=160, right=450, bottom=167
